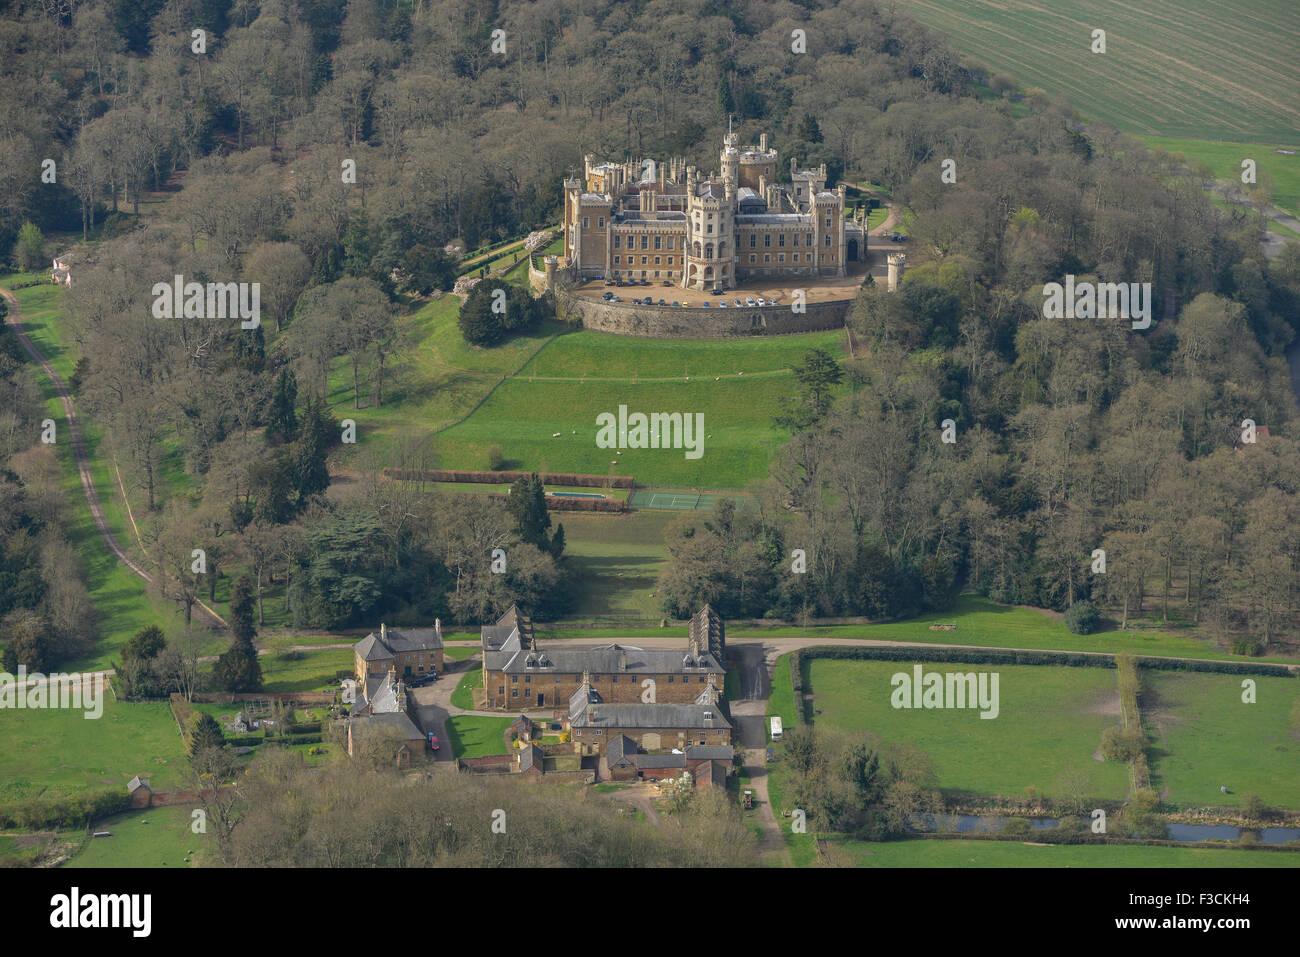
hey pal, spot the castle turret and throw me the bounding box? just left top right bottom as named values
left=888, top=252, right=906, bottom=291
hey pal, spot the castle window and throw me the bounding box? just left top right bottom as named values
left=511, top=675, right=518, bottom=683
left=778, top=234, right=786, bottom=247
left=498, top=686, right=504, bottom=694
left=793, top=234, right=800, bottom=247
left=825, top=235, right=831, bottom=247
left=807, top=253, right=813, bottom=262
left=512, top=689, right=518, bottom=697
left=749, top=254, right=756, bottom=263
left=668, top=676, right=674, bottom=683
left=764, top=254, right=770, bottom=263
left=667, top=238, right=674, bottom=250
left=668, top=257, right=674, bottom=265
left=654, top=236, right=662, bottom=250
left=641, top=256, right=647, bottom=265
left=778, top=254, right=785, bottom=263
left=707, top=224, right=713, bottom=234
left=764, top=234, right=771, bottom=247
left=583, top=217, right=589, bottom=229
left=614, top=236, right=621, bottom=249
left=598, top=217, right=605, bottom=228
left=641, top=236, right=649, bottom=249
left=825, top=217, right=832, bottom=229
left=614, top=256, right=620, bottom=264
left=749, top=235, right=756, bottom=248
left=655, top=257, right=661, bottom=265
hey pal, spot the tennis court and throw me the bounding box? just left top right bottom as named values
left=629, top=490, right=759, bottom=512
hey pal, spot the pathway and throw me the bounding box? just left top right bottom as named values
left=0, top=286, right=225, bottom=630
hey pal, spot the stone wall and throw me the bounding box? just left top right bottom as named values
left=559, top=293, right=851, bottom=338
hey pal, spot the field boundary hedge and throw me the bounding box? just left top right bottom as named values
left=385, top=467, right=635, bottom=489
left=791, top=644, right=1295, bottom=677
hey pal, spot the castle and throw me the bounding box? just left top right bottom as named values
left=563, top=128, right=869, bottom=291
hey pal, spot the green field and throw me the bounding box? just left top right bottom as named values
left=436, top=373, right=796, bottom=488
left=64, top=804, right=209, bottom=868
left=1140, top=136, right=1300, bottom=216
left=451, top=669, right=482, bottom=710
left=255, top=648, right=352, bottom=693
left=446, top=715, right=513, bottom=758
left=538, top=595, right=1287, bottom=665
left=0, top=694, right=187, bottom=799
left=897, top=0, right=1300, bottom=142
left=800, top=657, right=1132, bottom=800
left=829, top=837, right=1300, bottom=868
left=560, top=510, right=676, bottom=618
left=1145, top=671, right=1300, bottom=810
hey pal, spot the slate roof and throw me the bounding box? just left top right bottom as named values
left=351, top=711, right=422, bottom=741
left=685, top=745, right=734, bottom=761
left=481, top=605, right=534, bottom=665
left=635, top=753, right=686, bottom=770
left=499, top=642, right=722, bottom=677
left=519, top=744, right=545, bottom=772
left=127, top=776, right=150, bottom=793
left=606, top=734, right=638, bottom=764
left=570, top=702, right=731, bottom=731
left=354, top=623, right=443, bottom=661
left=735, top=213, right=810, bottom=225
left=568, top=681, right=602, bottom=718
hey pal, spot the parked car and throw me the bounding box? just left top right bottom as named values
left=671, top=301, right=680, bottom=307
left=745, top=298, right=756, bottom=307
left=662, top=279, right=672, bottom=286
left=601, top=291, right=614, bottom=300
left=891, top=232, right=906, bottom=242
left=733, top=299, right=742, bottom=307
left=658, top=299, right=667, bottom=306
left=428, top=734, right=440, bottom=751
left=711, top=288, right=724, bottom=295
left=757, top=297, right=766, bottom=306
left=702, top=301, right=710, bottom=307
left=718, top=301, right=727, bottom=307
left=604, top=279, right=615, bottom=286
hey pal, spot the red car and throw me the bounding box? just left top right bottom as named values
left=428, top=734, right=440, bottom=751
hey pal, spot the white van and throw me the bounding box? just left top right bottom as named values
left=770, top=716, right=783, bottom=741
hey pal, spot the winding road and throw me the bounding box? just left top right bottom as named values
left=1, top=286, right=225, bottom=630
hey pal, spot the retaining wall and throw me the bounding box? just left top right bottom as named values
left=560, top=294, right=852, bottom=338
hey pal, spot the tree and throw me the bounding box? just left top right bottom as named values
left=185, top=711, right=225, bottom=760
left=1064, top=599, right=1100, bottom=635
left=776, top=348, right=844, bottom=431
left=213, top=577, right=262, bottom=692
left=14, top=222, right=44, bottom=272
left=508, top=473, right=551, bottom=548
left=246, top=242, right=311, bottom=334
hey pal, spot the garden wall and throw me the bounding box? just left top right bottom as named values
left=560, top=294, right=851, bottom=338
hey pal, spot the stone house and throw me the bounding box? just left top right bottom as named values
left=353, top=621, right=444, bottom=682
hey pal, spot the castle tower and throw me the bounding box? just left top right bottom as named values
left=544, top=255, right=557, bottom=291
left=887, top=252, right=907, bottom=291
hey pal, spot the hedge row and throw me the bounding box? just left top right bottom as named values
left=384, top=467, right=635, bottom=489
left=796, top=644, right=1294, bottom=677
left=485, top=493, right=626, bottom=512
left=0, top=787, right=129, bottom=830
left=790, top=651, right=807, bottom=726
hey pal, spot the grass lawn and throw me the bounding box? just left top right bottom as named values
left=445, top=715, right=513, bottom=758
left=833, top=837, right=1300, bottom=868
left=515, top=327, right=845, bottom=380
left=1145, top=671, right=1300, bottom=810
left=1141, top=136, right=1300, bottom=216
left=560, top=510, right=676, bottom=618
left=535, top=595, right=1283, bottom=665
left=768, top=654, right=797, bottom=729
left=444, top=647, right=478, bottom=661
left=0, top=695, right=186, bottom=800
left=64, top=805, right=209, bottom=868
left=435, top=372, right=799, bottom=488
left=451, top=669, right=482, bottom=710
left=801, top=657, right=1131, bottom=801
left=255, top=648, right=352, bottom=693
left=1, top=277, right=205, bottom=672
